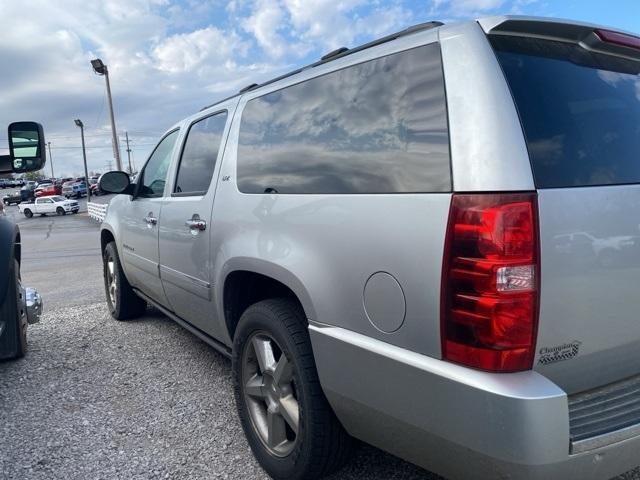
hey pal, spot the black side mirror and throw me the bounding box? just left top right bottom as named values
left=8, top=122, right=46, bottom=173
left=99, top=171, right=134, bottom=195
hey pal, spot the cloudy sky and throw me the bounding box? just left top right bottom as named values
left=0, top=0, right=638, bottom=177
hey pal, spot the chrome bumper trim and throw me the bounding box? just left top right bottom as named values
left=24, top=287, right=42, bottom=324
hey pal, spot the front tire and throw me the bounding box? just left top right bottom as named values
left=56, top=207, right=66, bottom=216
left=102, top=241, right=146, bottom=320
left=23, top=209, right=33, bottom=218
left=233, top=299, right=353, bottom=480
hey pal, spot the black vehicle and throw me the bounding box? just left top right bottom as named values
left=20, top=183, right=36, bottom=202
left=0, top=122, right=45, bottom=360
left=3, top=190, right=22, bottom=206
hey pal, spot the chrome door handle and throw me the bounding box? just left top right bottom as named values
left=144, top=213, right=157, bottom=226
left=185, top=217, right=206, bottom=232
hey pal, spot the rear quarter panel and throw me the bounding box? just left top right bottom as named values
left=211, top=91, right=451, bottom=357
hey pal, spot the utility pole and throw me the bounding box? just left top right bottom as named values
left=91, top=59, right=122, bottom=171
left=125, top=131, right=133, bottom=174
left=74, top=119, right=92, bottom=203
left=47, top=141, right=55, bottom=179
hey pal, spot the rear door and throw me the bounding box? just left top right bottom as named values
left=491, top=30, right=640, bottom=393
left=158, top=103, right=235, bottom=339
left=119, top=130, right=180, bottom=305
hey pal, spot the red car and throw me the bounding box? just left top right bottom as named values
left=34, top=184, right=62, bottom=197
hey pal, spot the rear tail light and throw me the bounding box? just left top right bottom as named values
left=441, top=193, right=539, bottom=372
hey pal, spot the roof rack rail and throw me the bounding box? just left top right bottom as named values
left=239, top=83, right=259, bottom=94
left=200, top=20, right=443, bottom=112
left=321, top=47, right=349, bottom=61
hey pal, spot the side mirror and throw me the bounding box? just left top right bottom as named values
left=99, top=171, right=134, bottom=195
left=9, top=122, right=46, bottom=173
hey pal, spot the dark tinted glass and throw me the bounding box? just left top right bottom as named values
left=140, top=130, right=179, bottom=198
left=174, top=112, right=228, bottom=194
left=493, top=36, right=640, bottom=188
left=237, top=43, right=450, bottom=194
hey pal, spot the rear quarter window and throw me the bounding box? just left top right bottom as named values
left=492, top=36, right=640, bottom=189
left=237, top=43, right=451, bottom=194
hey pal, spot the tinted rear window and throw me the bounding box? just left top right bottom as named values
left=237, top=43, right=451, bottom=194
left=492, top=36, right=640, bottom=188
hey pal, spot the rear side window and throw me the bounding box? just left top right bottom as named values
left=492, top=36, right=640, bottom=188
left=237, top=43, right=450, bottom=194
left=174, top=111, right=228, bottom=195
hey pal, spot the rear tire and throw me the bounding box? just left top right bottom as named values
left=233, top=298, right=353, bottom=480
left=103, top=241, right=146, bottom=320
left=0, top=259, right=27, bottom=360
left=23, top=209, right=33, bottom=218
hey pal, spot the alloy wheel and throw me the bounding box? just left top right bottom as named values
left=106, top=255, right=117, bottom=309
left=242, top=332, right=300, bottom=457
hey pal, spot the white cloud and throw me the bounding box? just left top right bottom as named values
left=243, top=0, right=288, bottom=58
left=153, top=27, right=247, bottom=73
left=281, top=0, right=413, bottom=51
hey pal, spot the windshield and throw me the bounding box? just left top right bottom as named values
left=492, top=36, right=640, bottom=189
left=51, top=196, right=66, bottom=202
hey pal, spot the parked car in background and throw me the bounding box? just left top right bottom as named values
left=34, top=183, right=62, bottom=198
left=19, top=195, right=79, bottom=218
left=0, top=179, right=7, bottom=189
left=20, top=183, right=36, bottom=202
left=62, top=180, right=87, bottom=198
left=3, top=190, right=22, bottom=206
left=99, top=16, right=640, bottom=480
left=90, top=179, right=103, bottom=196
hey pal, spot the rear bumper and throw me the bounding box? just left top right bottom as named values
left=309, top=325, right=640, bottom=480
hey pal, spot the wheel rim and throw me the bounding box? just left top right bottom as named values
left=242, top=332, right=300, bottom=457
left=105, top=254, right=117, bottom=308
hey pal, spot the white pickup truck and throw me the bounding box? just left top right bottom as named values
left=19, top=195, right=79, bottom=218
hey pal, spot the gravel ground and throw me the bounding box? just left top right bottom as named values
left=0, top=302, right=437, bottom=480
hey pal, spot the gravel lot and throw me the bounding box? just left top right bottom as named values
left=0, top=204, right=638, bottom=480
left=0, top=208, right=437, bottom=480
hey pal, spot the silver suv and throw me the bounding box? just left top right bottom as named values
left=98, top=16, right=640, bottom=480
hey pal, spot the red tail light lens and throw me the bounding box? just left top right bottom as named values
left=441, top=193, right=539, bottom=372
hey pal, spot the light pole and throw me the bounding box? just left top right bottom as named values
left=47, top=141, right=55, bottom=179
left=91, top=58, right=122, bottom=171
left=74, top=119, right=92, bottom=203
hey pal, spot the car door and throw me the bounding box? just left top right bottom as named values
left=158, top=107, right=232, bottom=338
left=38, top=198, right=54, bottom=213
left=119, top=129, right=180, bottom=306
